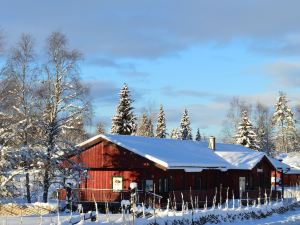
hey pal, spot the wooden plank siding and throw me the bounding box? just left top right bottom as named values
left=61, top=139, right=280, bottom=205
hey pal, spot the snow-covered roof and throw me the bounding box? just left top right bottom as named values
left=78, top=134, right=231, bottom=171
left=77, top=134, right=289, bottom=172
left=278, top=152, right=300, bottom=170
left=214, top=143, right=290, bottom=171
left=277, top=152, right=300, bottom=174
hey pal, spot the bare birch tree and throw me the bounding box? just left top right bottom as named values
left=0, top=34, right=40, bottom=202
left=38, top=32, right=91, bottom=202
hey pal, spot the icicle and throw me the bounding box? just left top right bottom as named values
left=204, top=196, right=208, bottom=211
left=246, top=192, right=249, bottom=208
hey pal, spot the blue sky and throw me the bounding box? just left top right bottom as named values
left=1, top=0, right=300, bottom=138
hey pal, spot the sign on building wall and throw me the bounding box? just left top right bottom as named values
left=112, top=176, right=123, bottom=191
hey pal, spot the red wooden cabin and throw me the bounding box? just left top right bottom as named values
left=60, top=134, right=231, bottom=206
left=59, top=134, right=287, bottom=208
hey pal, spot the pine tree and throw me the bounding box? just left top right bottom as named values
left=272, top=92, right=297, bottom=153
left=111, top=84, right=136, bottom=135
left=195, top=128, right=202, bottom=141
left=235, top=110, right=259, bottom=149
left=170, top=128, right=179, bottom=139
left=179, top=109, right=193, bottom=140
left=155, top=105, right=167, bottom=138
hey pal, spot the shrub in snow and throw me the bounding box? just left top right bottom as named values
left=145, top=201, right=300, bottom=225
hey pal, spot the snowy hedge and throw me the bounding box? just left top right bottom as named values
left=145, top=201, right=300, bottom=225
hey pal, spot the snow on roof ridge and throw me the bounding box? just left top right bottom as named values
left=77, top=133, right=231, bottom=170
left=78, top=134, right=289, bottom=171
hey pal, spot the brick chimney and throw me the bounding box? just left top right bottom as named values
left=208, top=136, right=216, bottom=150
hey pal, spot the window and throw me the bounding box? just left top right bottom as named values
left=158, top=179, right=163, bottom=193
left=195, top=177, right=201, bottom=190
left=112, top=176, right=123, bottom=191
left=164, top=178, right=168, bottom=193
left=246, top=176, right=253, bottom=190
left=145, top=180, right=153, bottom=192
left=169, top=176, right=173, bottom=191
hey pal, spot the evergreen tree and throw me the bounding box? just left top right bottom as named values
left=147, top=117, right=154, bottom=137
left=136, top=113, right=154, bottom=137
left=272, top=92, right=297, bottom=153
left=155, top=105, right=167, bottom=138
left=179, top=109, right=193, bottom=140
left=111, top=84, right=136, bottom=135
left=170, top=128, right=179, bottom=139
left=195, top=128, right=202, bottom=141
left=235, top=110, right=259, bottom=149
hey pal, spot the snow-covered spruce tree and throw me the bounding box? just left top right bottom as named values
left=38, top=32, right=91, bottom=202
left=272, top=92, right=297, bottom=153
left=195, top=128, right=202, bottom=141
left=111, top=84, right=136, bottom=135
left=179, top=108, right=193, bottom=140
left=235, top=110, right=259, bottom=150
left=170, top=128, right=179, bottom=139
left=136, top=113, right=154, bottom=137
left=221, top=97, right=252, bottom=144
left=155, top=105, right=167, bottom=138
left=0, top=34, right=41, bottom=202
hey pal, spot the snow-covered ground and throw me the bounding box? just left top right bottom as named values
left=1, top=201, right=300, bottom=225
left=2, top=210, right=300, bottom=225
